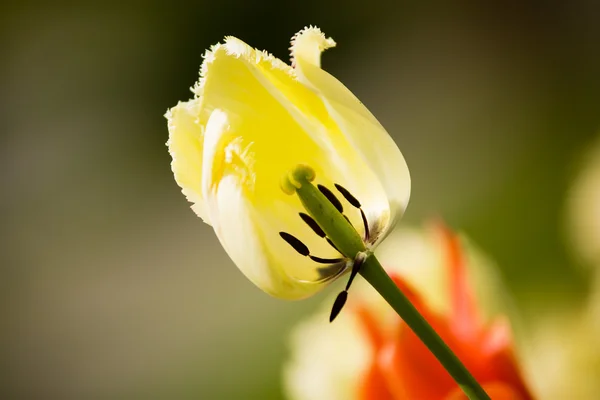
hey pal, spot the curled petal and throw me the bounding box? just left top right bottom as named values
left=290, top=26, right=336, bottom=68
left=291, top=28, right=411, bottom=235
left=166, top=99, right=210, bottom=223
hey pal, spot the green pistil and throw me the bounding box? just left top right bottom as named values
left=281, top=165, right=365, bottom=259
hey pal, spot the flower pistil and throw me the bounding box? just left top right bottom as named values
left=280, top=164, right=379, bottom=320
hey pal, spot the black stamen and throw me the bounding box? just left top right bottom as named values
left=298, top=212, right=344, bottom=256
left=335, top=183, right=370, bottom=241
left=326, top=237, right=342, bottom=253
left=309, top=255, right=345, bottom=264
left=329, top=254, right=366, bottom=323
left=299, top=212, right=326, bottom=238
left=279, top=232, right=310, bottom=256
left=334, top=184, right=361, bottom=208
left=329, top=291, right=348, bottom=322
left=282, top=231, right=346, bottom=267
left=360, top=209, right=370, bottom=241
left=318, top=184, right=343, bottom=213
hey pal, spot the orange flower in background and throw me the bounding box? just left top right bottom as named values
left=285, top=224, right=535, bottom=400
left=356, top=225, right=533, bottom=400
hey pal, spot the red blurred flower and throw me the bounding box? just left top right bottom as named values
left=355, top=225, right=534, bottom=400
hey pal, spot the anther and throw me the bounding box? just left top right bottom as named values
left=279, top=232, right=309, bottom=256
left=310, top=255, right=345, bottom=264
left=299, top=212, right=344, bottom=257
left=334, top=184, right=361, bottom=208
left=329, top=252, right=368, bottom=323
left=329, top=291, right=348, bottom=322
left=317, top=184, right=343, bottom=213
left=360, top=210, right=370, bottom=242
left=280, top=231, right=345, bottom=265
left=335, top=184, right=370, bottom=242
left=299, top=212, right=326, bottom=238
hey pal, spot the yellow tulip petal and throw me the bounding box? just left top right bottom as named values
left=291, top=28, right=411, bottom=232
left=290, top=26, right=336, bottom=68
left=210, top=180, right=335, bottom=299
left=201, top=109, right=335, bottom=299
left=166, top=98, right=210, bottom=223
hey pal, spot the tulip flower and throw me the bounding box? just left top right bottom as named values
left=166, top=27, right=410, bottom=300
left=168, top=28, right=490, bottom=398
left=284, top=223, right=535, bottom=400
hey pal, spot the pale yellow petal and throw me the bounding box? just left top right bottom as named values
left=290, top=26, right=336, bottom=68
left=166, top=98, right=210, bottom=223
left=209, top=173, right=309, bottom=298
left=291, top=29, right=411, bottom=233
left=200, top=110, right=334, bottom=299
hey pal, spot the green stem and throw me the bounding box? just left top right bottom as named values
left=360, top=255, right=491, bottom=400
left=284, top=165, right=489, bottom=398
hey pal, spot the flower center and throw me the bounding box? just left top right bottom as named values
left=279, top=164, right=371, bottom=256
left=280, top=164, right=375, bottom=321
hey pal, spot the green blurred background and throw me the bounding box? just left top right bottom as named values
left=2, top=2, right=599, bottom=399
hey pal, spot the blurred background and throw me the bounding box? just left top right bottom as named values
left=2, top=1, right=599, bottom=399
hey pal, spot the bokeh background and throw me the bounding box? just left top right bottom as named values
left=2, top=1, right=599, bottom=399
